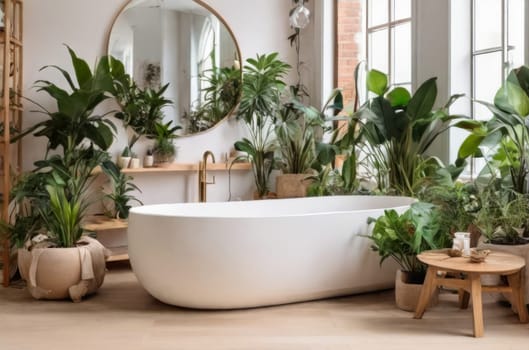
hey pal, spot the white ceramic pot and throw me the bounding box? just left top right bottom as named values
left=117, top=156, right=131, bottom=169
left=143, top=155, right=154, bottom=168
left=129, top=157, right=141, bottom=169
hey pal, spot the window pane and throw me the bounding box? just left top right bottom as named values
left=368, top=0, right=388, bottom=27
left=473, top=51, right=502, bottom=120
left=393, top=0, right=411, bottom=21
left=369, top=29, right=388, bottom=73
left=474, top=0, right=502, bottom=51
left=507, top=0, right=525, bottom=70
left=392, top=22, right=411, bottom=85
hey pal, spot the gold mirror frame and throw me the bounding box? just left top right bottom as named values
left=107, top=0, right=243, bottom=138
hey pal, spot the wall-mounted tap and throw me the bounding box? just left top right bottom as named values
left=198, top=150, right=216, bottom=202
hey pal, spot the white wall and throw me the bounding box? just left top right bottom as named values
left=23, top=0, right=298, bottom=204
left=413, top=0, right=451, bottom=164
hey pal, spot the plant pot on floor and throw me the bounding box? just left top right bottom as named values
left=395, top=270, right=439, bottom=312
left=18, top=236, right=108, bottom=302
left=477, top=241, right=529, bottom=305
left=276, top=174, right=312, bottom=199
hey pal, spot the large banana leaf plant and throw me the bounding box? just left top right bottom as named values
left=458, top=66, right=529, bottom=194
left=358, top=70, right=473, bottom=196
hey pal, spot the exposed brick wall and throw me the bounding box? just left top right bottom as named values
left=336, top=0, right=363, bottom=108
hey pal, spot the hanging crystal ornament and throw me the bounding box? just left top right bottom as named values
left=289, top=1, right=310, bottom=29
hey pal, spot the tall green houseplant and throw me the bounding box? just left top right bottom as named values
left=359, top=69, right=469, bottom=196
left=235, top=53, right=291, bottom=198
left=458, top=66, right=529, bottom=194
left=8, top=46, right=116, bottom=248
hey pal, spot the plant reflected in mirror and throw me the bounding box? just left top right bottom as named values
left=108, top=0, right=242, bottom=136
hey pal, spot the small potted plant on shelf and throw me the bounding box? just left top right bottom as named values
left=144, top=148, right=154, bottom=168
left=366, top=202, right=451, bottom=311
left=118, top=145, right=132, bottom=169
left=152, top=120, right=181, bottom=166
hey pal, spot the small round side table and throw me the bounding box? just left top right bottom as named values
left=413, top=250, right=529, bottom=337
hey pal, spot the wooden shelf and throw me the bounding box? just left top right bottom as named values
left=1, top=0, right=23, bottom=287
left=83, top=216, right=128, bottom=231
left=106, top=246, right=129, bottom=262
left=120, top=161, right=252, bottom=174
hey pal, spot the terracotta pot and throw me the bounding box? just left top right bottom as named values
left=395, top=270, right=439, bottom=312
left=18, top=237, right=107, bottom=302
left=275, top=174, right=312, bottom=199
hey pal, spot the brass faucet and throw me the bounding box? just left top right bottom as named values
left=198, top=150, right=216, bottom=202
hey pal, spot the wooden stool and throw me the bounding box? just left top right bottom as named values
left=413, top=250, right=529, bottom=337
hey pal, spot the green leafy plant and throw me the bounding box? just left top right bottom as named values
left=185, top=49, right=241, bottom=134
left=110, top=58, right=174, bottom=148
left=366, top=202, right=451, bottom=277
left=40, top=178, right=85, bottom=248
left=417, top=178, right=480, bottom=235
left=458, top=66, right=529, bottom=194
left=121, top=146, right=131, bottom=157
left=0, top=172, right=47, bottom=248
left=3, top=47, right=115, bottom=248
left=359, top=69, right=471, bottom=196
left=475, top=182, right=529, bottom=245
left=14, top=46, right=116, bottom=154
left=235, top=53, right=291, bottom=197
left=152, top=120, right=181, bottom=164
left=101, top=161, right=142, bottom=219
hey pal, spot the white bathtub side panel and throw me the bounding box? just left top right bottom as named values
left=128, top=208, right=398, bottom=309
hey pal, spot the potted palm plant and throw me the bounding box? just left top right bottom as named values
left=235, top=53, right=291, bottom=199
left=3, top=46, right=115, bottom=301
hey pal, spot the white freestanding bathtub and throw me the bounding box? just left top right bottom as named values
left=128, top=195, right=415, bottom=309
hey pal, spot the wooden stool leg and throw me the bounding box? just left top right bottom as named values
left=506, top=271, right=529, bottom=323
left=470, top=274, right=484, bottom=338
left=414, top=267, right=437, bottom=319
left=458, top=289, right=470, bottom=309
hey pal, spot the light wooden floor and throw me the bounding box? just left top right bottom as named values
left=0, top=262, right=527, bottom=350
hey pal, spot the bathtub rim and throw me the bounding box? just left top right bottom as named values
left=129, top=195, right=417, bottom=219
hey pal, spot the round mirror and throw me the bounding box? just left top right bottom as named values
left=108, top=0, right=242, bottom=136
